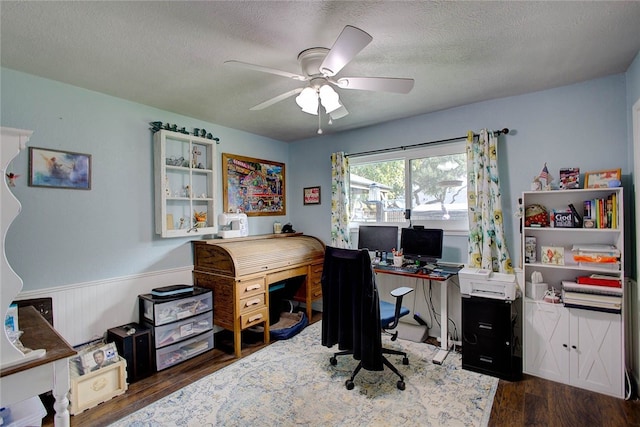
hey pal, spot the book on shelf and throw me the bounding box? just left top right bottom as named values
left=576, top=274, right=621, bottom=288
left=577, top=261, right=621, bottom=271
left=562, top=290, right=622, bottom=312
left=582, top=193, right=617, bottom=229
left=562, top=280, right=622, bottom=296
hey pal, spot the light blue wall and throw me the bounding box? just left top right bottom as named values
left=1, top=68, right=290, bottom=291
left=1, top=68, right=634, bottom=290
left=289, top=74, right=630, bottom=269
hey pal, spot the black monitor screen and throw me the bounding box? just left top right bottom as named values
left=357, top=225, right=398, bottom=253
left=400, top=228, right=443, bottom=263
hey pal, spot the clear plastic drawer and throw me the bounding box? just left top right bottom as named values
left=141, top=288, right=212, bottom=326
left=155, top=331, right=214, bottom=371
left=149, top=311, right=213, bottom=348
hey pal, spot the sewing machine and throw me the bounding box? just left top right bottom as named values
left=218, top=212, right=249, bottom=238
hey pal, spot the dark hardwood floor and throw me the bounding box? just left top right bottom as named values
left=42, top=313, right=640, bottom=426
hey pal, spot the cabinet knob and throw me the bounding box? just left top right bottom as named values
left=571, top=345, right=577, bottom=350
left=562, top=344, right=568, bottom=348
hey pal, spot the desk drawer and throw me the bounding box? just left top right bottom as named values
left=240, top=294, right=266, bottom=315
left=236, top=278, right=266, bottom=299
left=240, top=307, right=269, bottom=329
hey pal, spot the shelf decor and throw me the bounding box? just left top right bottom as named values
left=584, top=168, right=621, bottom=189
left=222, top=153, right=285, bottom=216
left=28, top=147, right=91, bottom=190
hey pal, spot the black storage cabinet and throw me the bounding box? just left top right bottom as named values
left=462, top=295, right=522, bottom=381
left=107, top=323, right=153, bottom=383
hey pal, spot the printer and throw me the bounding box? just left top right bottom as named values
left=459, top=267, right=518, bottom=301
left=218, top=212, right=249, bottom=238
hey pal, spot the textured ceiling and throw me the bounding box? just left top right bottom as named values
left=2, top=1, right=640, bottom=142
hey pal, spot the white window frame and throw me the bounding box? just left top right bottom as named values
left=349, top=141, right=469, bottom=235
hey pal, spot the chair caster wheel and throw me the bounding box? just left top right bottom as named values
left=330, top=356, right=337, bottom=366
left=397, top=380, right=406, bottom=390
left=402, top=357, right=409, bottom=365
left=346, top=379, right=355, bottom=390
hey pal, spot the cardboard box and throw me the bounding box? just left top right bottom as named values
left=69, top=356, right=127, bottom=415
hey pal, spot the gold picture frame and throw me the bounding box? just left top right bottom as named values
left=584, top=168, right=621, bottom=189
left=222, top=153, right=285, bottom=216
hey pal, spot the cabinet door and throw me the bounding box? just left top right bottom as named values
left=569, top=308, right=623, bottom=397
left=524, top=301, right=569, bottom=383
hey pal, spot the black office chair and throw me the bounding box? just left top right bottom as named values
left=321, top=246, right=414, bottom=390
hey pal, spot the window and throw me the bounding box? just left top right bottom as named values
left=349, top=141, right=468, bottom=231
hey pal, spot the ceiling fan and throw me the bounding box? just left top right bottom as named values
left=225, top=25, right=414, bottom=133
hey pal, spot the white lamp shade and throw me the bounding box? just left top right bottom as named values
left=319, top=84, right=342, bottom=114
left=295, top=87, right=319, bottom=115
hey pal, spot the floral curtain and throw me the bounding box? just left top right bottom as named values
left=330, top=152, right=351, bottom=248
left=466, top=129, right=514, bottom=273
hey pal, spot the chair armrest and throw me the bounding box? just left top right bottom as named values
left=390, top=286, right=414, bottom=298
left=386, top=287, right=414, bottom=330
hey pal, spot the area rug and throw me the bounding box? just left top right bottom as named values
left=110, top=322, right=498, bottom=426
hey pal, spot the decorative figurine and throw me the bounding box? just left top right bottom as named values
left=194, top=211, right=207, bottom=228
left=5, top=173, right=19, bottom=187
left=537, top=163, right=552, bottom=191
left=192, top=146, right=202, bottom=168
left=178, top=217, right=185, bottom=229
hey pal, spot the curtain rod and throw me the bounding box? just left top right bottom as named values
left=345, top=128, right=510, bottom=158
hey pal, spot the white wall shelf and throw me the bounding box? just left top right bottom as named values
left=153, top=130, right=217, bottom=238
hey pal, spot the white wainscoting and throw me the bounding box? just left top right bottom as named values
left=15, top=267, right=193, bottom=347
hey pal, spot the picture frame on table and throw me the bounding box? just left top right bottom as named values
left=584, top=168, right=621, bottom=189
left=222, top=153, right=285, bottom=216
left=303, top=186, right=321, bottom=205
left=28, top=147, right=91, bottom=190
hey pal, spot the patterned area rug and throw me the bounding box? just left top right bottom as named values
left=111, top=322, right=498, bottom=426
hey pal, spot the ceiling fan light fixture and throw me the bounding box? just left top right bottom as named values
left=295, top=87, right=319, bottom=115
left=319, top=84, right=341, bottom=114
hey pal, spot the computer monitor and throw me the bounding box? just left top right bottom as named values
left=400, top=227, right=443, bottom=264
left=357, top=225, right=398, bottom=253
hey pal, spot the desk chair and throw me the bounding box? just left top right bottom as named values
left=321, top=246, right=414, bottom=390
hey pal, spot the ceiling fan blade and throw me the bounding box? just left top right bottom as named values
left=249, top=88, right=304, bottom=110
left=336, top=77, right=415, bottom=94
left=320, top=25, right=373, bottom=77
left=329, top=104, right=349, bottom=120
left=224, top=60, right=307, bottom=81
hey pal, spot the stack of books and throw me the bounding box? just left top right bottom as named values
left=562, top=274, right=622, bottom=313
left=571, top=244, right=621, bottom=271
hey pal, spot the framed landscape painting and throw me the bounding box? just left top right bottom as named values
left=29, top=147, right=91, bottom=190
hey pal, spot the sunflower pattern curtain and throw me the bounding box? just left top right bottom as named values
left=466, top=129, right=514, bottom=273
left=330, top=152, right=351, bottom=248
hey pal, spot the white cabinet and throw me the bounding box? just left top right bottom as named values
left=154, top=130, right=217, bottom=238
left=521, top=188, right=626, bottom=398
left=524, top=301, right=624, bottom=398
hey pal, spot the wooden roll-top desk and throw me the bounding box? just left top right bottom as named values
left=192, top=234, right=325, bottom=357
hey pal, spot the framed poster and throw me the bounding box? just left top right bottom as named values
left=222, top=153, right=285, bottom=216
left=29, top=147, right=91, bottom=190
left=303, top=186, right=321, bottom=205
left=584, top=168, right=621, bottom=189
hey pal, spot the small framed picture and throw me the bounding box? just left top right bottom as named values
left=584, top=168, right=621, bottom=189
left=541, top=245, right=565, bottom=265
left=29, top=147, right=91, bottom=190
left=559, top=167, right=580, bottom=189
left=303, top=186, right=321, bottom=205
